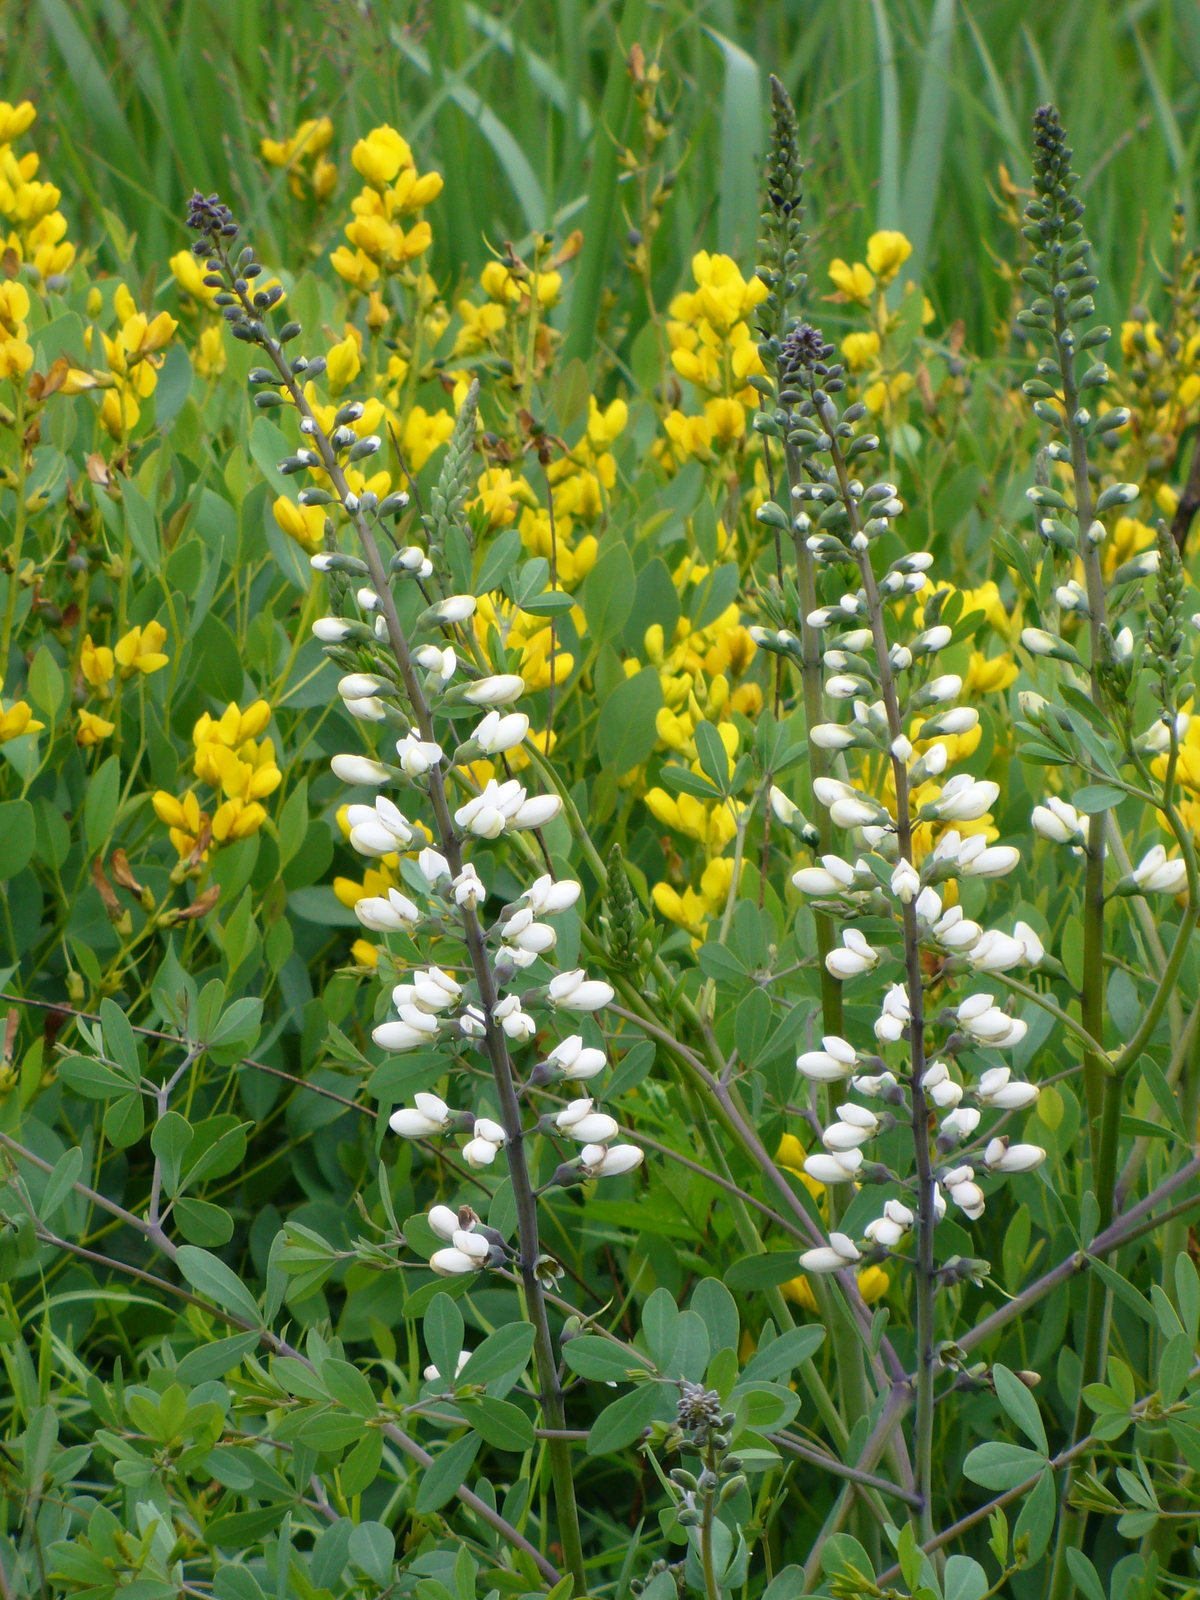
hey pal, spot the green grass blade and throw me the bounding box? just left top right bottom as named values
left=961, top=2, right=1023, bottom=163
left=1021, top=22, right=1055, bottom=105
left=869, top=0, right=901, bottom=230
left=394, top=29, right=545, bottom=236
left=37, top=0, right=146, bottom=203
left=133, top=6, right=216, bottom=195
left=563, top=0, right=647, bottom=366
left=464, top=3, right=591, bottom=138
left=705, top=27, right=764, bottom=265
left=1134, top=24, right=1186, bottom=171
left=901, top=0, right=956, bottom=283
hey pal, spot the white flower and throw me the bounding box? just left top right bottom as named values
left=313, top=617, right=360, bottom=642
left=796, top=1035, right=858, bottom=1082
left=418, top=848, right=451, bottom=886
left=925, top=675, right=963, bottom=703
left=956, top=994, right=1028, bottom=1048
left=793, top=856, right=855, bottom=895
left=984, top=1138, right=1046, bottom=1174
left=549, top=969, right=615, bottom=1012
left=474, top=710, right=530, bottom=754
left=934, top=774, right=999, bottom=822
left=943, top=1166, right=985, bottom=1219
left=1114, top=627, right=1134, bottom=661
left=545, top=1035, right=607, bottom=1080
left=424, top=1349, right=470, bottom=1382
left=557, top=1101, right=620, bottom=1143
left=509, top=920, right=557, bottom=954
left=1145, top=712, right=1190, bottom=752
left=958, top=840, right=1021, bottom=878
left=801, top=1232, right=862, bottom=1272
left=933, top=707, right=979, bottom=736
left=389, top=1093, right=452, bottom=1138
left=397, top=731, right=444, bottom=776
left=833, top=794, right=882, bottom=828
left=525, top=874, right=581, bottom=914
left=771, top=788, right=799, bottom=825
left=826, top=928, right=879, bottom=980
left=331, top=754, right=392, bottom=786
left=430, top=1247, right=481, bottom=1276
left=811, top=724, right=859, bottom=750
left=338, top=673, right=391, bottom=700
left=347, top=796, right=413, bottom=853
left=455, top=781, right=510, bottom=839
left=454, top=865, right=485, bottom=909
left=1012, top=921, right=1045, bottom=965
left=865, top=1199, right=914, bottom=1248
left=914, top=625, right=952, bottom=654
left=891, top=860, right=920, bottom=902
left=457, top=1006, right=487, bottom=1038
left=851, top=1070, right=897, bottom=1097
left=975, top=1066, right=1040, bottom=1110
left=822, top=1103, right=880, bottom=1150
left=939, top=1106, right=981, bottom=1140
left=428, top=1205, right=460, bottom=1240
left=463, top=1136, right=502, bottom=1167
left=803, top=1148, right=862, bottom=1184
left=465, top=674, right=526, bottom=706
left=493, top=995, right=537, bottom=1043
left=355, top=890, right=421, bottom=933
left=1022, top=627, right=1061, bottom=657
left=578, top=1143, right=644, bottom=1178
left=411, top=967, right=462, bottom=1011
left=1132, top=845, right=1188, bottom=894
left=928, top=1077, right=963, bottom=1109
left=436, top=595, right=477, bottom=623
left=511, top=794, right=564, bottom=830
left=920, top=743, right=949, bottom=776
left=915, top=886, right=942, bottom=924
left=968, top=930, right=1027, bottom=972
left=343, top=695, right=388, bottom=722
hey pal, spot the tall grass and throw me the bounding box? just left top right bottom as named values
left=4, top=0, right=1196, bottom=352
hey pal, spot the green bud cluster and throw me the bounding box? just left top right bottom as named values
left=604, top=842, right=641, bottom=971
left=422, top=380, right=480, bottom=577
left=1149, top=518, right=1186, bottom=712
left=755, top=76, right=807, bottom=382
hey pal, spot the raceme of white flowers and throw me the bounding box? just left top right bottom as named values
left=305, top=549, right=641, bottom=1283
left=783, top=531, right=1049, bottom=1282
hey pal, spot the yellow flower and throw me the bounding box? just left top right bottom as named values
left=170, top=249, right=219, bottom=309
left=1121, top=320, right=1161, bottom=359
left=195, top=324, right=226, bottom=378
left=403, top=406, right=455, bottom=471
left=587, top=396, right=628, bottom=448
left=704, top=396, right=745, bottom=448
left=651, top=881, right=706, bottom=936
left=0, top=701, right=43, bottom=743
left=863, top=371, right=914, bottom=418
left=828, top=258, right=875, bottom=305
left=351, top=939, right=379, bottom=969
left=326, top=334, right=361, bottom=397
left=212, top=797, right=267, bottom=842
left=0, top=280, right=30, bottom=338
left=857, top=1266, right=890, bottom=1304
left=453, top=297, right=506, bottom=355
left=663, top=409, right=713, bottom=462
left=1106, top=516, right=1156, bottom=582
left=114, top=622, right=169, bottom=677
left=274, top=496, right=326, bottom=553
left=121, top=310, right=178, bottom=360
left=153, top=789, right=207, bottom=858
left=80, top=634, right=114, bottom=695
left=335, top=862, right=399, bottom=909
left=841, top=330, right=880, bottom=372
left=964, top=651, right=1018, bottom=696
left=76, top=708, right=114, bottom=747
left=1158, top=483, right=1181, bottom=517
left=0, top=102, right=36, bottom=144
left=352, top=125, right=412, bottom=188
left=865, top=229, right=912, bottom=284
left=330, top=246, right=380, bottom=288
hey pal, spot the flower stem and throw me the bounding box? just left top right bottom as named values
left=1, top=390, right=27, bottom=692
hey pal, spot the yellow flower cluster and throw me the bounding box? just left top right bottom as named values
left=473, top=593, right=575, bottom=692
left=830, top=232, right=937, bottom=419
left=0, top=102, right=75, bottom=285
left=330, top=125, right=442, bottom=290
left=829, top=229, right=912, bottom=306
left=651, top=855, right=742, bottom=942
left=260, top=117, right=336, bottom=202
left=153, top=701, right=280, bottom=856
left=640, top=601, right=760, bottom=740
left=0, top=280, right=32, bottom=383
left=84, top=284, right=178, bottom=439
left=660, top=252, right=767, bottom=465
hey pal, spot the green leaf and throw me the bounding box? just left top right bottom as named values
left=323, top=1357, right=377, bottom=1419
left=414, top=1433, right=481, bottom=1513
left=734, top=988, right=773, bottom=1067
left=586, top=1382, right=665, bottom=1456
left=1178, top=1254, right=1200, bottom=1343
left=692, top=1278, right=739, bottom=1356
left=85, top=755, right=122, bottom=853
left=723, top=1252, right=805, bottom=1292
left=176, top=1245, right=264, bottom=1327
left=173, top=1198, right=233, bottom=1247
left=1065, top=1549, right=1106, bottom=1600
left=694, top=719, right=731, bottom=794
left=707, top=26, right=761, bottom=263
left=1072, top=784, right=1125, bottom=814
left=475, top=528, right=523, bottom=597
left=562, top=1335, right=652, bottom=1383
left=964, top=1441, right=1047, bottom=1491
left=205, top=1505, right=289, bottom=1547
left=151, top=1111, right=192, bottom=1197
left=57, top=1056, right=134, bottom=1100
left=583, top=539, right=635, bottom=646
left=348, top=1522, right=394, bottom=1586
left=424, top=1293, right=465, bottom=1385
left=1139, top=1057, right=1188, bottom=1141
left=462, top=1394, right=535, bottom=1451
left=339, top=1429, right=383, bottom=1497
left=38, top=1147, right=82, bottom=1223
left=943, top=1557, right=987, bottom=1600
left=641, top=1287, right=679, bottom=1372
left=992, top=1364, right=1048, bottom=1454
left=104, top=1091, right=144, bottom=1149
left=28, top=647, right=64, bottom=722
left=124, top=478, right=161, bottom=574
left=597, top=667, right=664, bottom=775
left=276, top=780, right=309, bottom=872
left=732, top=1381, right=800, bottom=1432
left=739, top=1324, right=825, bottom=1384
left=1159, top=1331, right=1193, bottom=1407
left=1088, top=1257, right=1155, bottom=1325
left=0, top=800, right=35, bottom=881
left=457, top=1322, right=536, bottom=1388
left=1014, top=1465, right=1056, bottom=1566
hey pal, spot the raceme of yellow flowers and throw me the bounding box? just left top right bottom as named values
left=152, top=701, right=281, bottom=859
